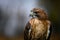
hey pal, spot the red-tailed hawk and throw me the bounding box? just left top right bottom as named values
left=24, top=8, right=52, bottom=40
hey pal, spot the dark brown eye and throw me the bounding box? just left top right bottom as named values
left=34, top=12, right=38, bottom=14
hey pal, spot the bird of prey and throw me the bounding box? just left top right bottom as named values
left=24, top=8, right=52, bottom=40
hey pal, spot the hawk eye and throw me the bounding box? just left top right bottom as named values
left=34, top=12, right=38, bottom=14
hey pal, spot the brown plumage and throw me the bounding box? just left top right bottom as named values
left=24, top=8, right=52, bottom=40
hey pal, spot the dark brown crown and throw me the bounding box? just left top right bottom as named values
left=31, top=8, right=48, bottom=20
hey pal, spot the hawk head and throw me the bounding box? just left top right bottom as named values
left=30, top=8, right=48, bottom=20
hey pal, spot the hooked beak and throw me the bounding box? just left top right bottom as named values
left=29, top=12, right=33, bottom=17
left=29, top=12, right=36, bottom=17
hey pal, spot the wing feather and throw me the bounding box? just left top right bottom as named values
left=47, top=22, right=53, bottom=40
left=24, top=22, right=31, bottom=40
